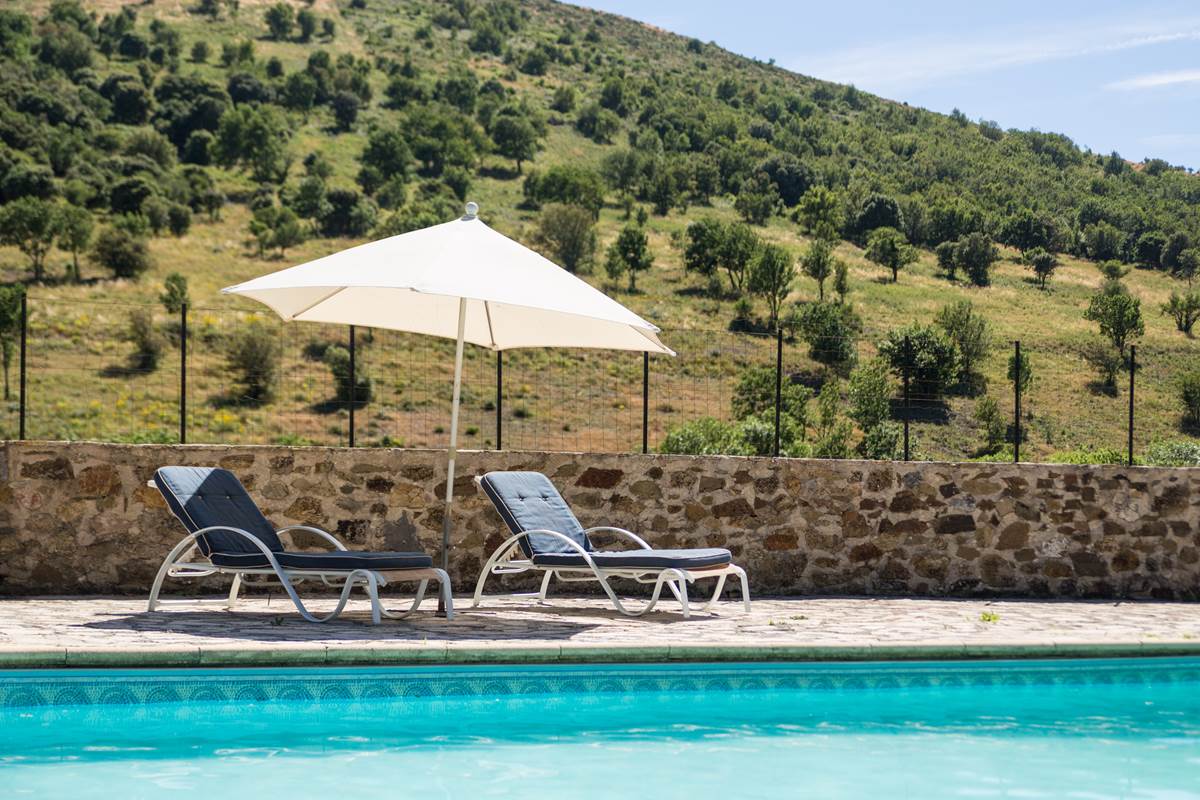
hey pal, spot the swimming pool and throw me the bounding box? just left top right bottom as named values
left=2, top=658, right=1198, bottom=798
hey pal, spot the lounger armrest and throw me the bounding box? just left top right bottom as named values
left=584, top=526, right=652, bottom=550
left=275, top=525, right=349, bottom=551
left=495, top=529, right=602, bottom=571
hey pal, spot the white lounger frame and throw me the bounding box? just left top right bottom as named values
left=148, top=521, right=453, bottom=625
left=471, top=479, right=749, bottom=619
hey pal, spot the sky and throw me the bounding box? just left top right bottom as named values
left=569, top=0, right=1200, bottom=169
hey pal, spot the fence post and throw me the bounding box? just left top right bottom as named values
left=901, top=335, right=910, bottom=461
left=495, top=350, right=503, bottom=450
left=1013, top=340, right=1021, bottom=463
left=347, top=324, right=356, bottom=448
left=774, top=328, right=783, bottom=457
left=18, top=292, right=27, bottom=440
left=179, top=302, right=187, bottom=444
left=1128, top=344, right=1136, bottom=466
left=642, top=352, right=649, bottom=454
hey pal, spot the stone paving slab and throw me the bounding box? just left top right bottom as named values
left=0, top=595, right=1198, bottom=667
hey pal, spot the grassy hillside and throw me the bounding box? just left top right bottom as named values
left=1, top=0, right=1199, bottom=462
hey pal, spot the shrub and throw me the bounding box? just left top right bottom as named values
left=160, top=272, right=189, bottom=314
left=858, top=421, right=901, bottom=460
left=732, top=364, right=812, bottom=429
left=536, top=203, right=596, bottom=273
left=1085, top=289, right=1143, bottom=356
left=935, top=300, right=990, bottom=389
left=801, top=239, right=836, bottom=300
left=659, top=417, right=750, bottom=456
left=935, top=240, right=957, bottom=278
left=1007, top=348, right=1033, bottom=396
left=1162, top=291, right=1200, bottom=335
left=167, top=203, right=192, bottom=236
left=796, top=301, right=859, bottom=369
left=733, top=171, right=781, bottom=225
left=0, top=285, right=23, bottom=401
left=92, top=226, right=153, bottom=279
left=879, top=325, right=961, bottom=398
left=847, top=358, right=894, bottom=430
left=128, top=308, right=164, bottom=371
left=974, top=396, right=1006, bottom=453
left=1143, top=440, right=1200, bottom=466
left=523, top=165, right=605, bottom=216
left=865, top=226, right=916, bottom=282
left=1181, top=371, right=1200, bottom=427
left=955, top=232, right=998, bottom=286
left=226, top=321, right=280, bottom=405
left=1079, top=339, right=1122, bottom=390
left=812, top=379, right=852, bottom=459
left=1026, top=247, right=1058, bottom=289
left=603, top=224, right=652, bottom=291
left=324, top=345, right=373, bottom=404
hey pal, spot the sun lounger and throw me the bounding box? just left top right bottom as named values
left=472, top=471, right=749, bottom=618
left=147, top=466, right=453, bottom=624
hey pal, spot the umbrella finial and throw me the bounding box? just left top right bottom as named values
left=463, top=201, right=479, bottom=219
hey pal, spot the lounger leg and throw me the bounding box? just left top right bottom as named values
left=672, top=569, right=691, bottom=619
left=472, top=541, right=520, bottom=607
left=702, top=574, right=728, bottom=612
left=733, top=565, right=751, bottom=612
left=148, top=533, right=206, bottom=612
left=226, top=573, right=243, bottom=610
left=434, top=568, right=455, bottom=620
left=538, top=570, right=554, bottom=602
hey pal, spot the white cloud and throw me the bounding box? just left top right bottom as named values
left=790, top=18, right=1200, bottom=93
left=1107, top=69, right=1200, bottom=90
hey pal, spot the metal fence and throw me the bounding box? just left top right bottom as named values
left=3, top=294, right=1199, bottom=464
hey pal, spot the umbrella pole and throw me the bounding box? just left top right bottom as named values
left=441, top=298, right=468, bottom=580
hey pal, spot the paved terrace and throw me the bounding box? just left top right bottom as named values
left=1, top=595, right=1199, bottom=667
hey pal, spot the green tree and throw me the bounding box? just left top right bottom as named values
left=250, top=206, right=305, bottom=257
left=1026, top=247, right=1058, bottom=289
left=1007, top=347, right=1033, bottom=396
left=296, top=8, right=316, bottom=42
left=796, top=301, right=860, bottom=369
left=682, top=217, right=723, bottom=281
left=801, top=238, right=836, bottom=300
left=535, top=203, right=595, bottom=274
left=324, top=345, right=372, bottom=404
left=160, top=272, right=190, bottom=314
left=92, top=226, right=153, bottom=279
left=1181, top=372, right=1200, bottom=427
left=813, top=378, right=852, bottom=458
left=955, top=232, right=998, bottom=286
left=974, top=396, right=1006, bottom=453
left=1083, top=221, right=1123, bottom=261
left=879, top=325, right=961, bottom=398
left=226, top=320, right=280, bottom=405
left=847, top=358, right=894, bottom=430
left=604, top=224, right=653, bottom=291
left=213, top=105, right=291, bottom=183
left=491, top=113, right=540, bottom=173
left=732, top=364, right=811, bottom=427
left=748, top=243, right=794, bottom=328
left=1163, top=291, right=1200, bottom=336
left=734, top=171, right=780, bottom=225
left=0, top=198, right=60, bottom=280
left=331, top=91, right=360, bottom=131
left=0, top=285, right=23, bottom=401
left=717, top=221, right=759, bottom=295
left=264, top=2, right=294, bottom=40
left=1085, top=290, right=1144, bottom=357
left=832, top=260, right=850, bottom=303
left=55, top=203, right=92, bottom=282
left=865, top=226, right=916, bottom=282
left=935, top=300, right=991, bottom=388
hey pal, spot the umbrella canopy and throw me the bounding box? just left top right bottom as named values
left=223, top=203, right=672, bottom=573
left=223, top=204, right=672, bottom=355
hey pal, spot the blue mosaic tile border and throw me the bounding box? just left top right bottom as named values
left=2, top=659, right=1198, bottom=710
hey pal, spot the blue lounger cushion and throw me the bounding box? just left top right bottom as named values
left=479, top=471, right=591, bottom=558
left=532, top=548, right=731, bottom=570
left=210, top=551, right=433, bottom=570
left=155, top=466, right=283, bottom=556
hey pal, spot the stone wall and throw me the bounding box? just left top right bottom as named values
left=1, top=441, right=1197, bottom=599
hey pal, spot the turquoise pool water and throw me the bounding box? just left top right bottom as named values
left=1, top=658, right=1198, bottom=799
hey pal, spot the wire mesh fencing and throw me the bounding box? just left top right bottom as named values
left=6, top=294, right=1200, bottom=464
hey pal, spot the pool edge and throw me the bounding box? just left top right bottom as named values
left=4, top=640, right=1200, bottom=668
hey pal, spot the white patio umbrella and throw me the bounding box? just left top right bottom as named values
left=222, top=202, right=673, bottom=570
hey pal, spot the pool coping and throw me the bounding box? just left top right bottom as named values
left=3, top=640, right=1200, bottom=668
